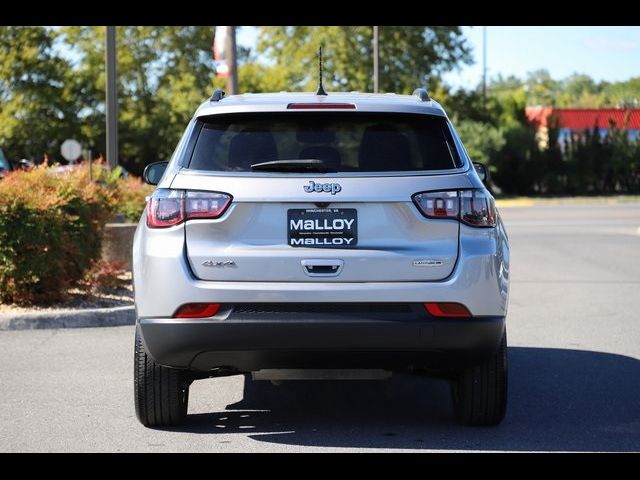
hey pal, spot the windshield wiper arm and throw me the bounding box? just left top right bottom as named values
left=250, top=159, right=333, bottom=173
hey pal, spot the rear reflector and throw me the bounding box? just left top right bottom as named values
left=424, top=302, right=471, bottom=318
left=287, top=103, right=356, bottom=110
left=174, top=303, right=221, bottom=318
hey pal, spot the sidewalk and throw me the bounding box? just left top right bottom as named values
left=0, top=306, right=134, bottom=331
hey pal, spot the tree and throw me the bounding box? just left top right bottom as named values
left=554, top=73, right=601, bottom=107
left=455, top=120, right=505, bottom=165
left=602, top=77, right=640, bottom=108
left=525, top=69, right=561, bottom=106
left=0, top=27, right=81, bottom=162
left=59, top=26, right=216, bottom=175
left=255, top=26, right=472, bottom=94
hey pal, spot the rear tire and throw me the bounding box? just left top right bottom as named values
left=134, top=326, right=190, bottom=427
left=451, top=332, right=508, bottom=426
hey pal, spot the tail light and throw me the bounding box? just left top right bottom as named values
left=147, top=190, right=184, bottom=228
left=147, top=189, right=232, bottom=228
left=174, top=303, right=221, bottom=318
left=412, top=191, right=459, bottom=219
left=424, top=302, right=471, bottom=318
left=184, top=191, right=232, bottom=219
left=413, top=189, right=496, bottom=228
left=459, top=190, right=497, bottom=227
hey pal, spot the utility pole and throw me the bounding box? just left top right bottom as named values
left=482, top=26, right=487, bottom=103
left=105, top=26, right=118, bottom=169
left=373, top=26, right=379, bottom=93
left=226, top=26, right=239, bottom=95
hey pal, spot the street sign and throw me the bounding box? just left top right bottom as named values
left=61, top=139, right=82, bottom=162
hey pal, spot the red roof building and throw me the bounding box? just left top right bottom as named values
left=526, top=107, right=640, bottom=130
left=525, top=107, right=640, bottom=147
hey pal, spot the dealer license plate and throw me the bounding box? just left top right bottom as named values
left=287, top=208, right=358, bottom=248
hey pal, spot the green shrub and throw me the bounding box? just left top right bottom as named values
left=0, top=165, right=116, bottom=304
left=87, top=164, right=153, bottom=223
left=112, top=172, right=154, bottom=223
left=84, top=259, right=129, bottom=292
left=487, top=117, right=640, bottom=196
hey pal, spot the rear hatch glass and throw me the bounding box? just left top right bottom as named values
left=186, top=112, right=462, bottom=173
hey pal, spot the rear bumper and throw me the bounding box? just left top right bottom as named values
left=138, top=310, right=505, bottom=372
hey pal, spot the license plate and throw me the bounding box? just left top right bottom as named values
left=288, top=208, right=358, bottom=248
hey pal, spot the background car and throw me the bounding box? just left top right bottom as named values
left=0, top=148, right=13, bottom=178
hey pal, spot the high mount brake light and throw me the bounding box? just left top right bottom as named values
left=413, top=190, right=496, bottom=228
left=147, top=189, right=232, bottom=228
left=287, top=103, right=356, bottom=109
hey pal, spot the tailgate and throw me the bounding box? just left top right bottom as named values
left=175, top=173, right=469, bottom=282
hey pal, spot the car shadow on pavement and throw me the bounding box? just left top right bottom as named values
left=178, top=347, right=640, bottom=451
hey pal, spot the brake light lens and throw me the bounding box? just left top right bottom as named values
left=174, top=303, right=221, bottom=318
left=147, top=190, right=184, bottom=228
left=412, top=189, right=496, bottom=228
left=147, top=189, right=232, bottom=228
left=424, top=302, right=471, bottom=318
left=459, top=190, right=496, bottom=227
left=413, top=191, right=459, bottom=219
left=185, top=192, right=232, bottom=219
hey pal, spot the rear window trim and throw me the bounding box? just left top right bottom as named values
left=178, top=121, right=203, bottom=168
left=182, top=111, right=469, bottom=175
left=176, top=165, right=470, bottom=179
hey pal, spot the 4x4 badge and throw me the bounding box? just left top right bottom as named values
left=304, top=181, right=342, bottom=195
left=202, top=260, right=236, bottom=268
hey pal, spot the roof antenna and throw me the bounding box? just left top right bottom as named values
left=316, top=46, right=328, bottom=96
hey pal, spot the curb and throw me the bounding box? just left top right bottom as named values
left=0, top=306, right=135, bottom=331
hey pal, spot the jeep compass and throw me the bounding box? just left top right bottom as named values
left=133, top=89, right=510, bottom=427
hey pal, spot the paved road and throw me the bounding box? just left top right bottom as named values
left=1, top=202, right=639, bottom=452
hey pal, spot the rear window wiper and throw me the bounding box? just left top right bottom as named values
left=250, top=159, right=333, bottom=173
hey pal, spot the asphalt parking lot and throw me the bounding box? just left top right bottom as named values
left=1, top=202, right=639, bottom=452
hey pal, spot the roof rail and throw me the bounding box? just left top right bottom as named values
left=413, top=88, right=431, bottom=102
left=210, top=88, right=225, bottom=102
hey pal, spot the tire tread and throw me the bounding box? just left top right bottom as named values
left=134, top=327, right=188, bottom=427
left=452, top=333, right=508, bottom=426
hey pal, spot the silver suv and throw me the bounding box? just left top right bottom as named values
left=133, top=89, right=510, bottom=428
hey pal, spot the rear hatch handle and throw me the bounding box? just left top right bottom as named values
left=301, top=259, right=344, bottom=277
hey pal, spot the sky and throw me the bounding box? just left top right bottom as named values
left=237, top=26, right=640, bottom=89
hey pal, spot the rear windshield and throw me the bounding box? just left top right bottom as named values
left=187, top=112, right=463, bottom=173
